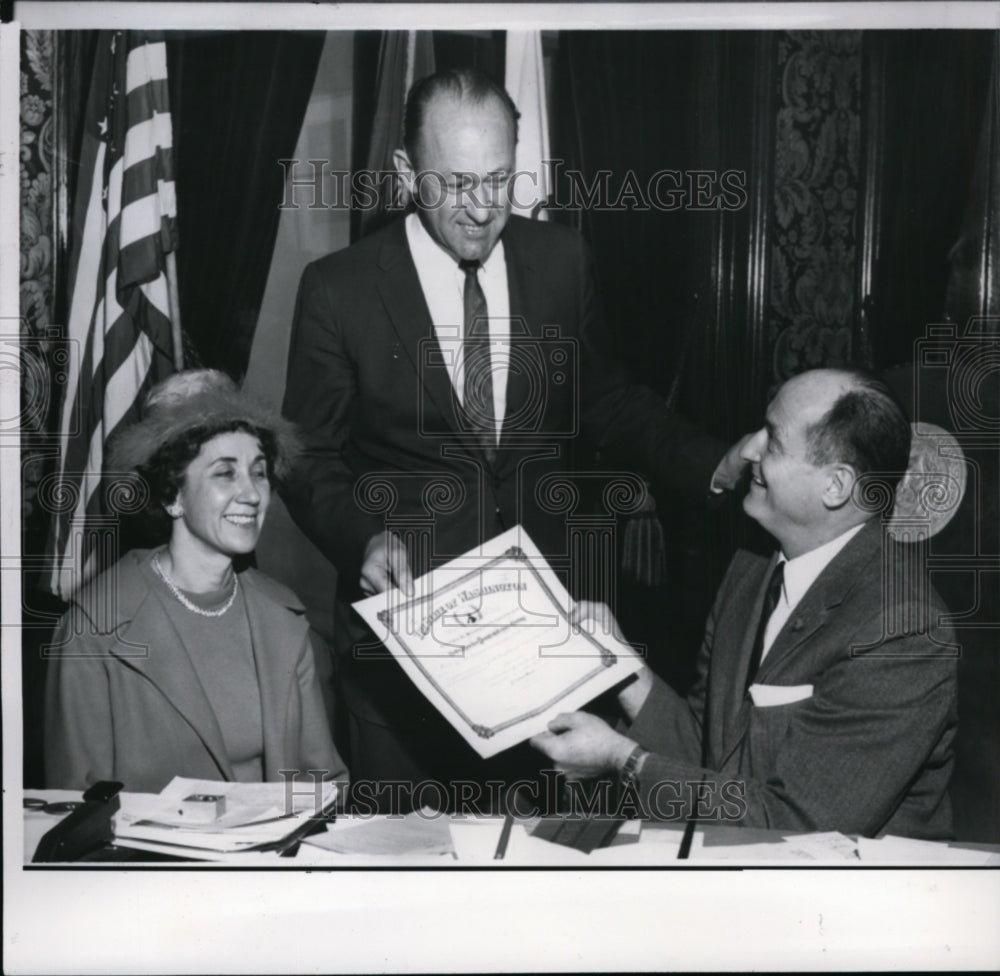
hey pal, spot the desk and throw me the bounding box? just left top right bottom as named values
left=22, top=792, right=1000, bottom=866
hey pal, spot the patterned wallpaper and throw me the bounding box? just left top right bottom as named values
left=20, top=30, right=55, bottom=530
left=769, top=31, right=863, bottom=386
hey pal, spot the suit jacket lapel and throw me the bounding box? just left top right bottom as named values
left=754, top=519, right=882, bottom=683
left=717, top=554, right=780, bottom=765
left=374, top=222, right=461, bottom=434
left=497, top=220, right=544, bottom=468
left=241, top=571, right=309, bottom=777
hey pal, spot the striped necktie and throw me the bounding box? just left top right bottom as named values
left=459, top=259, right=497, bottom=465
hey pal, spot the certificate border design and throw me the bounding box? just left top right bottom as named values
left=378, top=546, right=616, bottom=739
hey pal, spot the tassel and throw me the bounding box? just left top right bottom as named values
left=621, top=482, right=666, bottom=587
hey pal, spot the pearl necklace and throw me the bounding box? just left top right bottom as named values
left=152, top=551, right=239, bottom=618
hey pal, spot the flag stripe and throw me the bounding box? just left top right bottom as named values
left=120, top=235, right=170, bottom=289
left=123, top=114, right=174, bottom=168
left=139, top=275, right=172, bottom=323
left=125, top=39, right=168, bottom=92
left=121, top=155, right=176, bottom=218
left=105, top=331, right=156, bottom=436
left=126, top=77, right=171, bottom=126
left=120, top=193, right=170, bottom=250
left=56, top=140, right=107, bottom=465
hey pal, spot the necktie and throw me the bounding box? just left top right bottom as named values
left=459, top=259, right=497, bottom=465
left=745, top=560, right=785, bottom=692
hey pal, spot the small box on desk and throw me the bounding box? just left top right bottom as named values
left=175, top=793, right=226, bottom=823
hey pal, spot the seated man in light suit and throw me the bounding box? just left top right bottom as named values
left=532, top=368, right=959, bottom=839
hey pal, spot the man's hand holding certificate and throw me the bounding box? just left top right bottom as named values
left=353, top=527, right=643, bottom=758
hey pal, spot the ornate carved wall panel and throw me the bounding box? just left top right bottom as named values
left=19, top=30, right=56, bottom=533
left=769, top=30, right=864, bottom=387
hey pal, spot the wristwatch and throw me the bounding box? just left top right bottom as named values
left=619, top=743, right=648, bottom=787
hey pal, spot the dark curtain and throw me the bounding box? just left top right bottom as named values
left=872, top=32, right=999, bottom=844
left=166, top=31, right=325, bottom=379
left=552, top=32, right=771, bottom=689
left=871, top=31, right=999, bottom=844
left=868, top=31, right=994, bottom=368
left=552, top=32, right=769, bottom=438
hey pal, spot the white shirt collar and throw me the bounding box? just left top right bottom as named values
left=778, top=522, right=867, bottom=610
left=405, top=211, right=506, bottom=280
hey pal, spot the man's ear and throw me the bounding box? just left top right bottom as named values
left=393, top=148, right=415, bottom=182
left=822, top=464, right=857, bottom=510
left=392, top=149, right=416, bottom=207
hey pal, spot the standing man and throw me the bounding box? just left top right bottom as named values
left=283, top=68, right=746, bottom=810
left=532, top=369, right=958, bottom=838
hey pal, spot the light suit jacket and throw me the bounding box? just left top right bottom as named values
left=626, top=519, right=958, bottom=838
left=44, top=550, right=349, bottom=793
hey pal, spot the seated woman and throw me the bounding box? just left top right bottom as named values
left=44, top=370, right=348, bottom=793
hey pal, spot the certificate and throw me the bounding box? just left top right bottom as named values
left=352, top=526, right=643, bottom=757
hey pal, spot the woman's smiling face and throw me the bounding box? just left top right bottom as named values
left=170, top=430, right=271, bottom=558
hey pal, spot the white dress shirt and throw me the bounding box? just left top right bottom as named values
left=761, top=522, right=866, bottom=661
left=405, top=212, right=510, bottom=443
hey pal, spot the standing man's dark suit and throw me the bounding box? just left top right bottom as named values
left=282, top=213, right=728, bottom=797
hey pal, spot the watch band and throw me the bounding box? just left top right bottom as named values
left=619, top=743, right=648, bottom=785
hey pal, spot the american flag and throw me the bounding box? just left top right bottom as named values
left=45, top=31, right=180, bottom=600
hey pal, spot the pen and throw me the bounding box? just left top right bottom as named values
left=494, top=812, right=514, bottom=859
left=677, top=815, right=696, bottom=860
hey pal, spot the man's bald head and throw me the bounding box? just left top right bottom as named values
left=402, top=68, right=520, bottom=169
left=802, top=368, right=912, bottom=496
left=741, top=368, right=911, bottom=557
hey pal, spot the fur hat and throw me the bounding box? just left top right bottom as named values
left=108, top=369, right=301, bottom=480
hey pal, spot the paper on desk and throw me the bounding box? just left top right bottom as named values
left=353, top=526, right=644, bottom=758
left=778, top=831, right=859, bottom=861
left=306, top=810, right=455, bottom=857
left=690, top=828, right=858, bottom=861
left=858, top=834, right=1000, bottom=865
left=113, top=777, right=337, bottom=853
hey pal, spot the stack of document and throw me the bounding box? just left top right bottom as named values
left=113, top=777, right=337, bottom=857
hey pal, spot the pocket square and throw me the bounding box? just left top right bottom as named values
left=749, top=683, right=814, bottom=707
